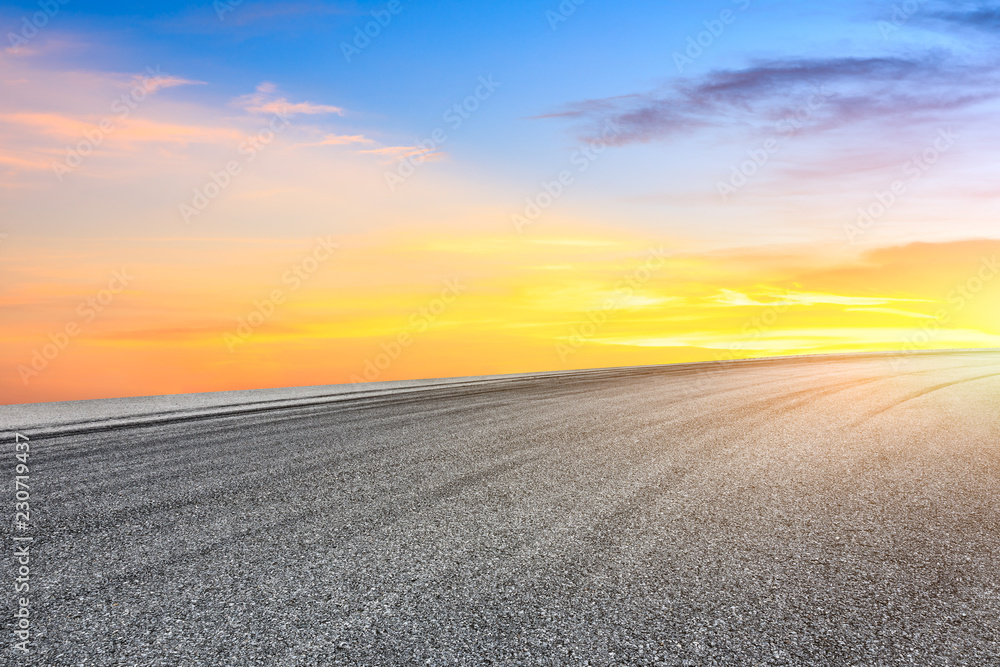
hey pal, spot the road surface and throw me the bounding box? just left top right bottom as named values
left=3, top=351, right=1000, bottom=665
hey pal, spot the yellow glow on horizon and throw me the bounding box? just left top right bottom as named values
left=4, top=231, right=999, bottom=404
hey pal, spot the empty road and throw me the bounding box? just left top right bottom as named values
left=3, top=351, right=1000, bottom=665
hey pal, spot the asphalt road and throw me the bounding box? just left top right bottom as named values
left=3, top=351, right=1000, bottom=666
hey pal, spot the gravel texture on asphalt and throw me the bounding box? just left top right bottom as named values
left=2, top=351, right=999, bottom=666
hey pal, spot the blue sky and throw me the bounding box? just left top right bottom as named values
left=3, top=1, right=908, bottom=170
left=4, top=0, right=1000, bottom=247
left=5, top=0, right=1000, bottom=401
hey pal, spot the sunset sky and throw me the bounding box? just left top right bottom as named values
left=3, top=0, right=1000, bottom=404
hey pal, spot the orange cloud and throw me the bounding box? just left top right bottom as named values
left=0, top=112, right=93, bottom=137
left=130, top=74, right=204, bottom=94
left=0, top=112, right=240, bottom=144
left=295, top=133, right=376, bottom=148
left=359, top=145, right=445, bottom=163
left=234, top=82, right=345, bottom=116
left=0, top=150, right=51, bottom=170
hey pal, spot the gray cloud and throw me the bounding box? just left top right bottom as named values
left=543, top=56, right=996, bottom=146
left=930, top=2, right=1000, bottom=30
